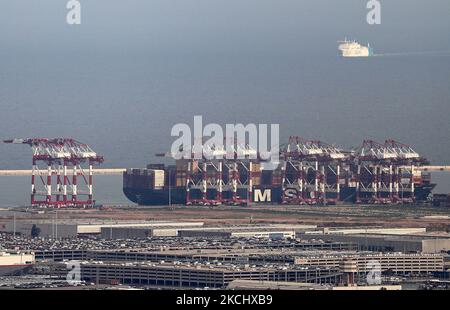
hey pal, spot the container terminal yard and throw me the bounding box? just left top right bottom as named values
left=1, top=204, right=450, bottom=290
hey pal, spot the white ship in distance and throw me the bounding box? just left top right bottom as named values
left=338, top=39, right=374, bottom=57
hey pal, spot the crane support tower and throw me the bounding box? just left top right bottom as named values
left=4, top=138, right=104, bottom=208
left=158, top=138, right=261, bottom=206
left=354, top=139, right=427, bottom=204
left=280, top=137, right=350, bottom=205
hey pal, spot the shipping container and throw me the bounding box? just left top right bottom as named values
left=152, top=169, right=165, bottom=188
left=176, top=159, right=198, bottom=172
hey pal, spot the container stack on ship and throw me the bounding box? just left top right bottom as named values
left=123, top=137, right=435, bottom=206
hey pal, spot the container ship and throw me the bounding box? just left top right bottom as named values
left=123, top=165, right=435, bottom=206
left=0, top=251, right=35, bottom=276
left=338, top=39, right=374, bottom=57
left=123, top=138, right=435, bottom=206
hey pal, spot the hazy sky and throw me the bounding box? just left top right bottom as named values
left=1, top=0, right=450, bottom=54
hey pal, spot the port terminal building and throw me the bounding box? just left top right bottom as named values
left=51, top=261, right=342, bottom=288
left=297, top=232, right=450, bottom=254
left=1, top=220, right=205, bottom=238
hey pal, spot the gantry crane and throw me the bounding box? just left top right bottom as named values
left=4, top=138, right=104, bottom=208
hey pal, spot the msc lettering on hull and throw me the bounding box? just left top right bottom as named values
left=254, top=189, right=271, bottom=202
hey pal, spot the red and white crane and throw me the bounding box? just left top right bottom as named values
left=280, top=137, right=350, bottom=204
left=354, top=139, right=427, bottom=204
left=4, top=138, right=104, bottom=208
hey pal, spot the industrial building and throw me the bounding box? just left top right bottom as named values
left=85, top=247, right=355, bottom=264
left=227, top=279, right=402, bottom=290
left=33, top=245, right=445, bottom=278
left=47, top=253, right=443, bottom=288
left=53, top=261, right=341, bottom=288
left=34, top=249, right=87, bottom=262
left=306, top=227, right=427, bottom=235
left=294, top=253, right=444, bottom=275
left=2, top=220, right=204, bottom=238
left=98, top=224, right=315, bottom=239
left=100, top=227, right=180, bottom=239
left=0, top=251, right=35, bottom=266
left=0, top=251, right=35, bottom=276
left=176, top=224, right=316, bottom=239
left=178, top=229, right=296, bottom=239
left=227, top=280, right=329, bottom=290
left=297, top=233, right=450, bottom=253
left=30, top=240, right=357, bottom=263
